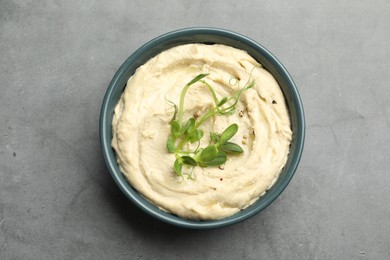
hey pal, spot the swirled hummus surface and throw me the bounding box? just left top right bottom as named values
left=112, top=44, right=292, bottom=220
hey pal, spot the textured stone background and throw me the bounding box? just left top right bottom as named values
left=1, top=1, right=389, bottom=259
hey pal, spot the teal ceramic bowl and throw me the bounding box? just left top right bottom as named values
left=100, top=27, right=305, bottom=229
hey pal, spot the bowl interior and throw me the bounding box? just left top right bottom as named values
left=100, top=28, right=305, bottom=229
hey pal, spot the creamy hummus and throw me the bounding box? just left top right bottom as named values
left=112, top=44, right=292, bottom=220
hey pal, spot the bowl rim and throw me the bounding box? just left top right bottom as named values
left=99, top=27, right=305, bottom=229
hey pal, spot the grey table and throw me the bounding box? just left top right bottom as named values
left=1, top=1, right=389, bottom=259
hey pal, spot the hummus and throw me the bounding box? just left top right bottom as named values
left=112, top=44, right=292, bottom=220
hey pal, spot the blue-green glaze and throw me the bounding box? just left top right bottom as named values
left=99, top=27, right=305, bottom=229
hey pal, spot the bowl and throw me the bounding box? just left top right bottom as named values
left=100, top=27, right=305, bottom=229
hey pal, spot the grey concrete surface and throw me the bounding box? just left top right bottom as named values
left=1, top=0, right=390, bottom=259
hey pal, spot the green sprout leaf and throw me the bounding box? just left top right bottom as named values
left=174, top=159, right=183, bottom=176
left=219, top=123, right=238, bottom=144
left=217, top=97, right=228, bottom=106
left=210, top=132, right=220, bottom=143
left=189, top=129, right=204, bottom=143
left=200, top=152, right=227, bottom=166
left=186, top=73, right=209, bottom=86
left=184, top=118, right=195, bottom=134
left=219, top=142, right=244, bottom=154
left=181, top=156, right=197, bottom=166
left=166, top=137, right=176, bottom=153
left=170, top=120, right=181, bottom=138
left=198, top=145, right=218, bottom=163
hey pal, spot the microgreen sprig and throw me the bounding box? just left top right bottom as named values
left=166, top=73, right=254, bottom=178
